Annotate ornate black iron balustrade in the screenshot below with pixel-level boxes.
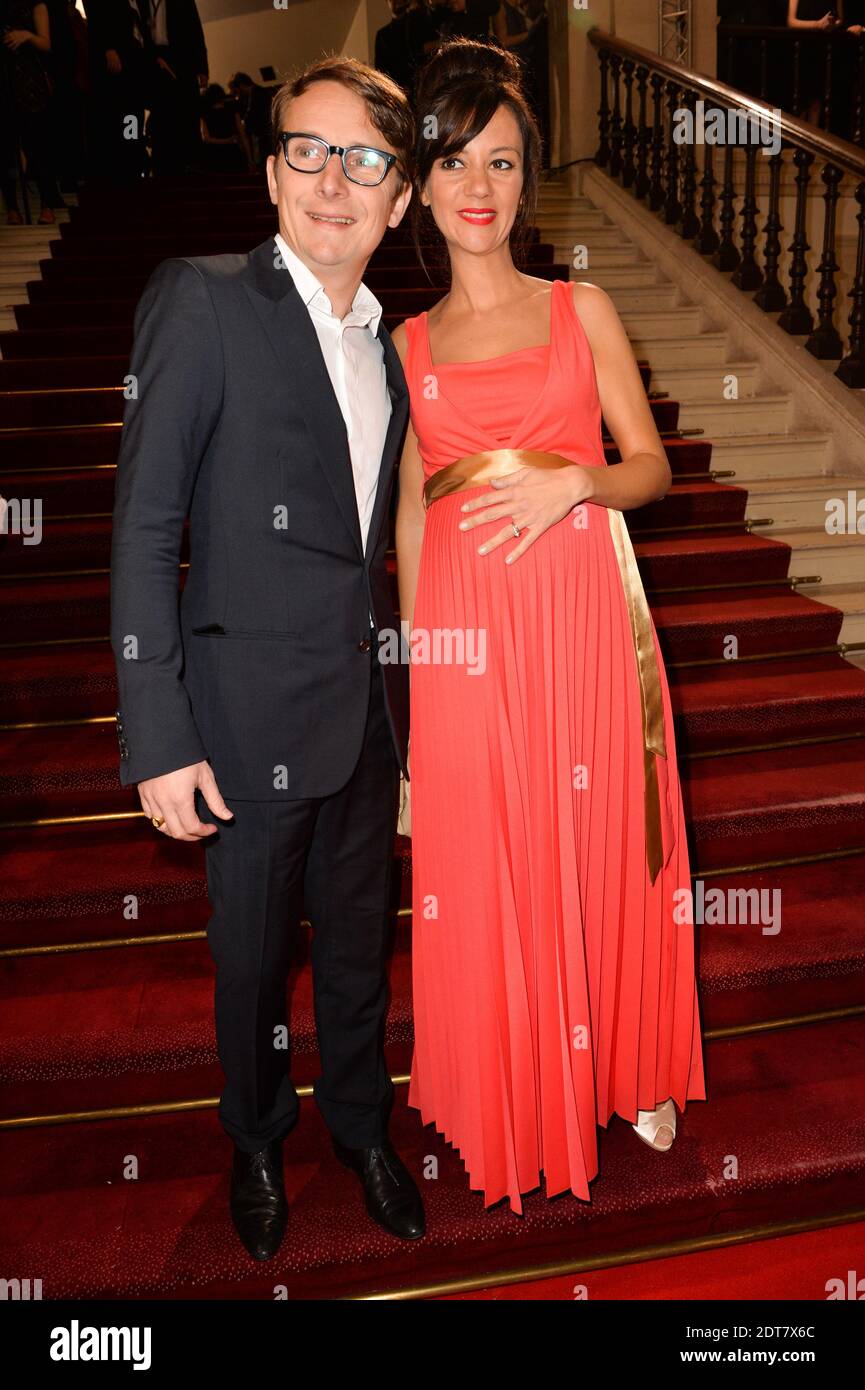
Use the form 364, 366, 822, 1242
589, 28, 865, 390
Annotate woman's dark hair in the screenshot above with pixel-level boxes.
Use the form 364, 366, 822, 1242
411, 36, 541, 282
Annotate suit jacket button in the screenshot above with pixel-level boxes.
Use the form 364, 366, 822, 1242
358, 637, 371, 652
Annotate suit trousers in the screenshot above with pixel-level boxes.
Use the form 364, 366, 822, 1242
147, 48, 202, 175
197, 647, 400, 1153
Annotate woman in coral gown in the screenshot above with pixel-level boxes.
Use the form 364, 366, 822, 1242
392, 39, 706, 1216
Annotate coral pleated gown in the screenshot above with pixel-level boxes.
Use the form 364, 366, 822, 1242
402, 278, 706, 1214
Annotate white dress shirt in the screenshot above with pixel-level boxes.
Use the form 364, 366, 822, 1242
274, 232, 391, 558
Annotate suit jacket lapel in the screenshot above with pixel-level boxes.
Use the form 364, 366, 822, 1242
368, 322, 409, 557
244, 237, 408, 561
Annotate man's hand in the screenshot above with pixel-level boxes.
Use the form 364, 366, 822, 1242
106, 48, 122, 75
138, 760, 233, 841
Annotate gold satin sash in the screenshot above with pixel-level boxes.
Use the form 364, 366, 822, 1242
423, 448, 669, 884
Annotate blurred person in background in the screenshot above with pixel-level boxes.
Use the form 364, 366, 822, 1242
83, 0, 149, 183
1, 0, 63, 223
787, 1, 842, 126
44, 0, 83, 191
199, 81, 252, 172
517, 0, 549, 167
229, 69, 272, 170
406, 0, 498, 95
145, 0, 208, 175
375, 0, 412, 91
491, 0, 530, 58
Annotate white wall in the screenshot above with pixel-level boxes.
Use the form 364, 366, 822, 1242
200, 0, 367, 88
559, 0, 719, 179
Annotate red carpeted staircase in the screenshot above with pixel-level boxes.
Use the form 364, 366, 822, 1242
1, 175, 865, 1300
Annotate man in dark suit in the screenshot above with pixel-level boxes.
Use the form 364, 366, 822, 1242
142, 0, 208, 174
375, 0, 412, 92
110, 57, 422, 1261
82, 0, 151, 182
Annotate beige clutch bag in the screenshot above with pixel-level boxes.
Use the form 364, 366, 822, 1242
397, 743, 411, 837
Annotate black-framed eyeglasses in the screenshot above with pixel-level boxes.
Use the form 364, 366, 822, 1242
277, 131, 397, 186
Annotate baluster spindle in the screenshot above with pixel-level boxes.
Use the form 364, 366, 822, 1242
635, 65, 650, 200
695, 137, 719, 255
622, 59, 636, 188
609, 54, 623, 179
678, 88, 700, 240
805, 161, 844, 358
836, 180, 865, 387
664, 80, 682, 225
732, 139, 763, 290
754, 148, 787, 311
596, 46, 611, 168
778, 147, 814, 336
712, 138, 740, 272
649, 72, 665, 211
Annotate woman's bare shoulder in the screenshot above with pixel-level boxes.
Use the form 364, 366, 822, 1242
569, 279, 618, 320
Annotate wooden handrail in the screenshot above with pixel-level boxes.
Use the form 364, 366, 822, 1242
588, 26, 865, 179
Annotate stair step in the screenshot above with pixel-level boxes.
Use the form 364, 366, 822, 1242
671, 650, 865, 749
0, 822, 411, 951
710, 431, 833, 479
567, 265, 664, 291
743, 473, 865, 529
649, 360, 763, 399
651, 584, 844, 660
601, 283, 682, 311
697, 853, 865, 1028
678, 395, 793, 436
782, 526, 865, 585
620, 306, 707, 337
4, 721, 865, 866
685, 735, 865, 869
0, 936, 415, 1118
626, 332, 730, 367
1, 1016, 863, 1298
3, 850, 865, 1115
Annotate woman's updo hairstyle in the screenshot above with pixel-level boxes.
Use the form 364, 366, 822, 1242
411, 36, 541, 281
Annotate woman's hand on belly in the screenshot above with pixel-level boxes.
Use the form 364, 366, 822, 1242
457, 463, 596, 564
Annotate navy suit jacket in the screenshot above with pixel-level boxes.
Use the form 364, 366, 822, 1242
110, 237, 411, 798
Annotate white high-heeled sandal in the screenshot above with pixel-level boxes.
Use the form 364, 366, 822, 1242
631, 1097, 677, 1151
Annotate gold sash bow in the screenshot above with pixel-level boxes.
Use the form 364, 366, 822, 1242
423, 448, 670, 884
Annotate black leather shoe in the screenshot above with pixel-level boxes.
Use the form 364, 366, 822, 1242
333, 1136, 425, 1239
230, 1138, 288, 1261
